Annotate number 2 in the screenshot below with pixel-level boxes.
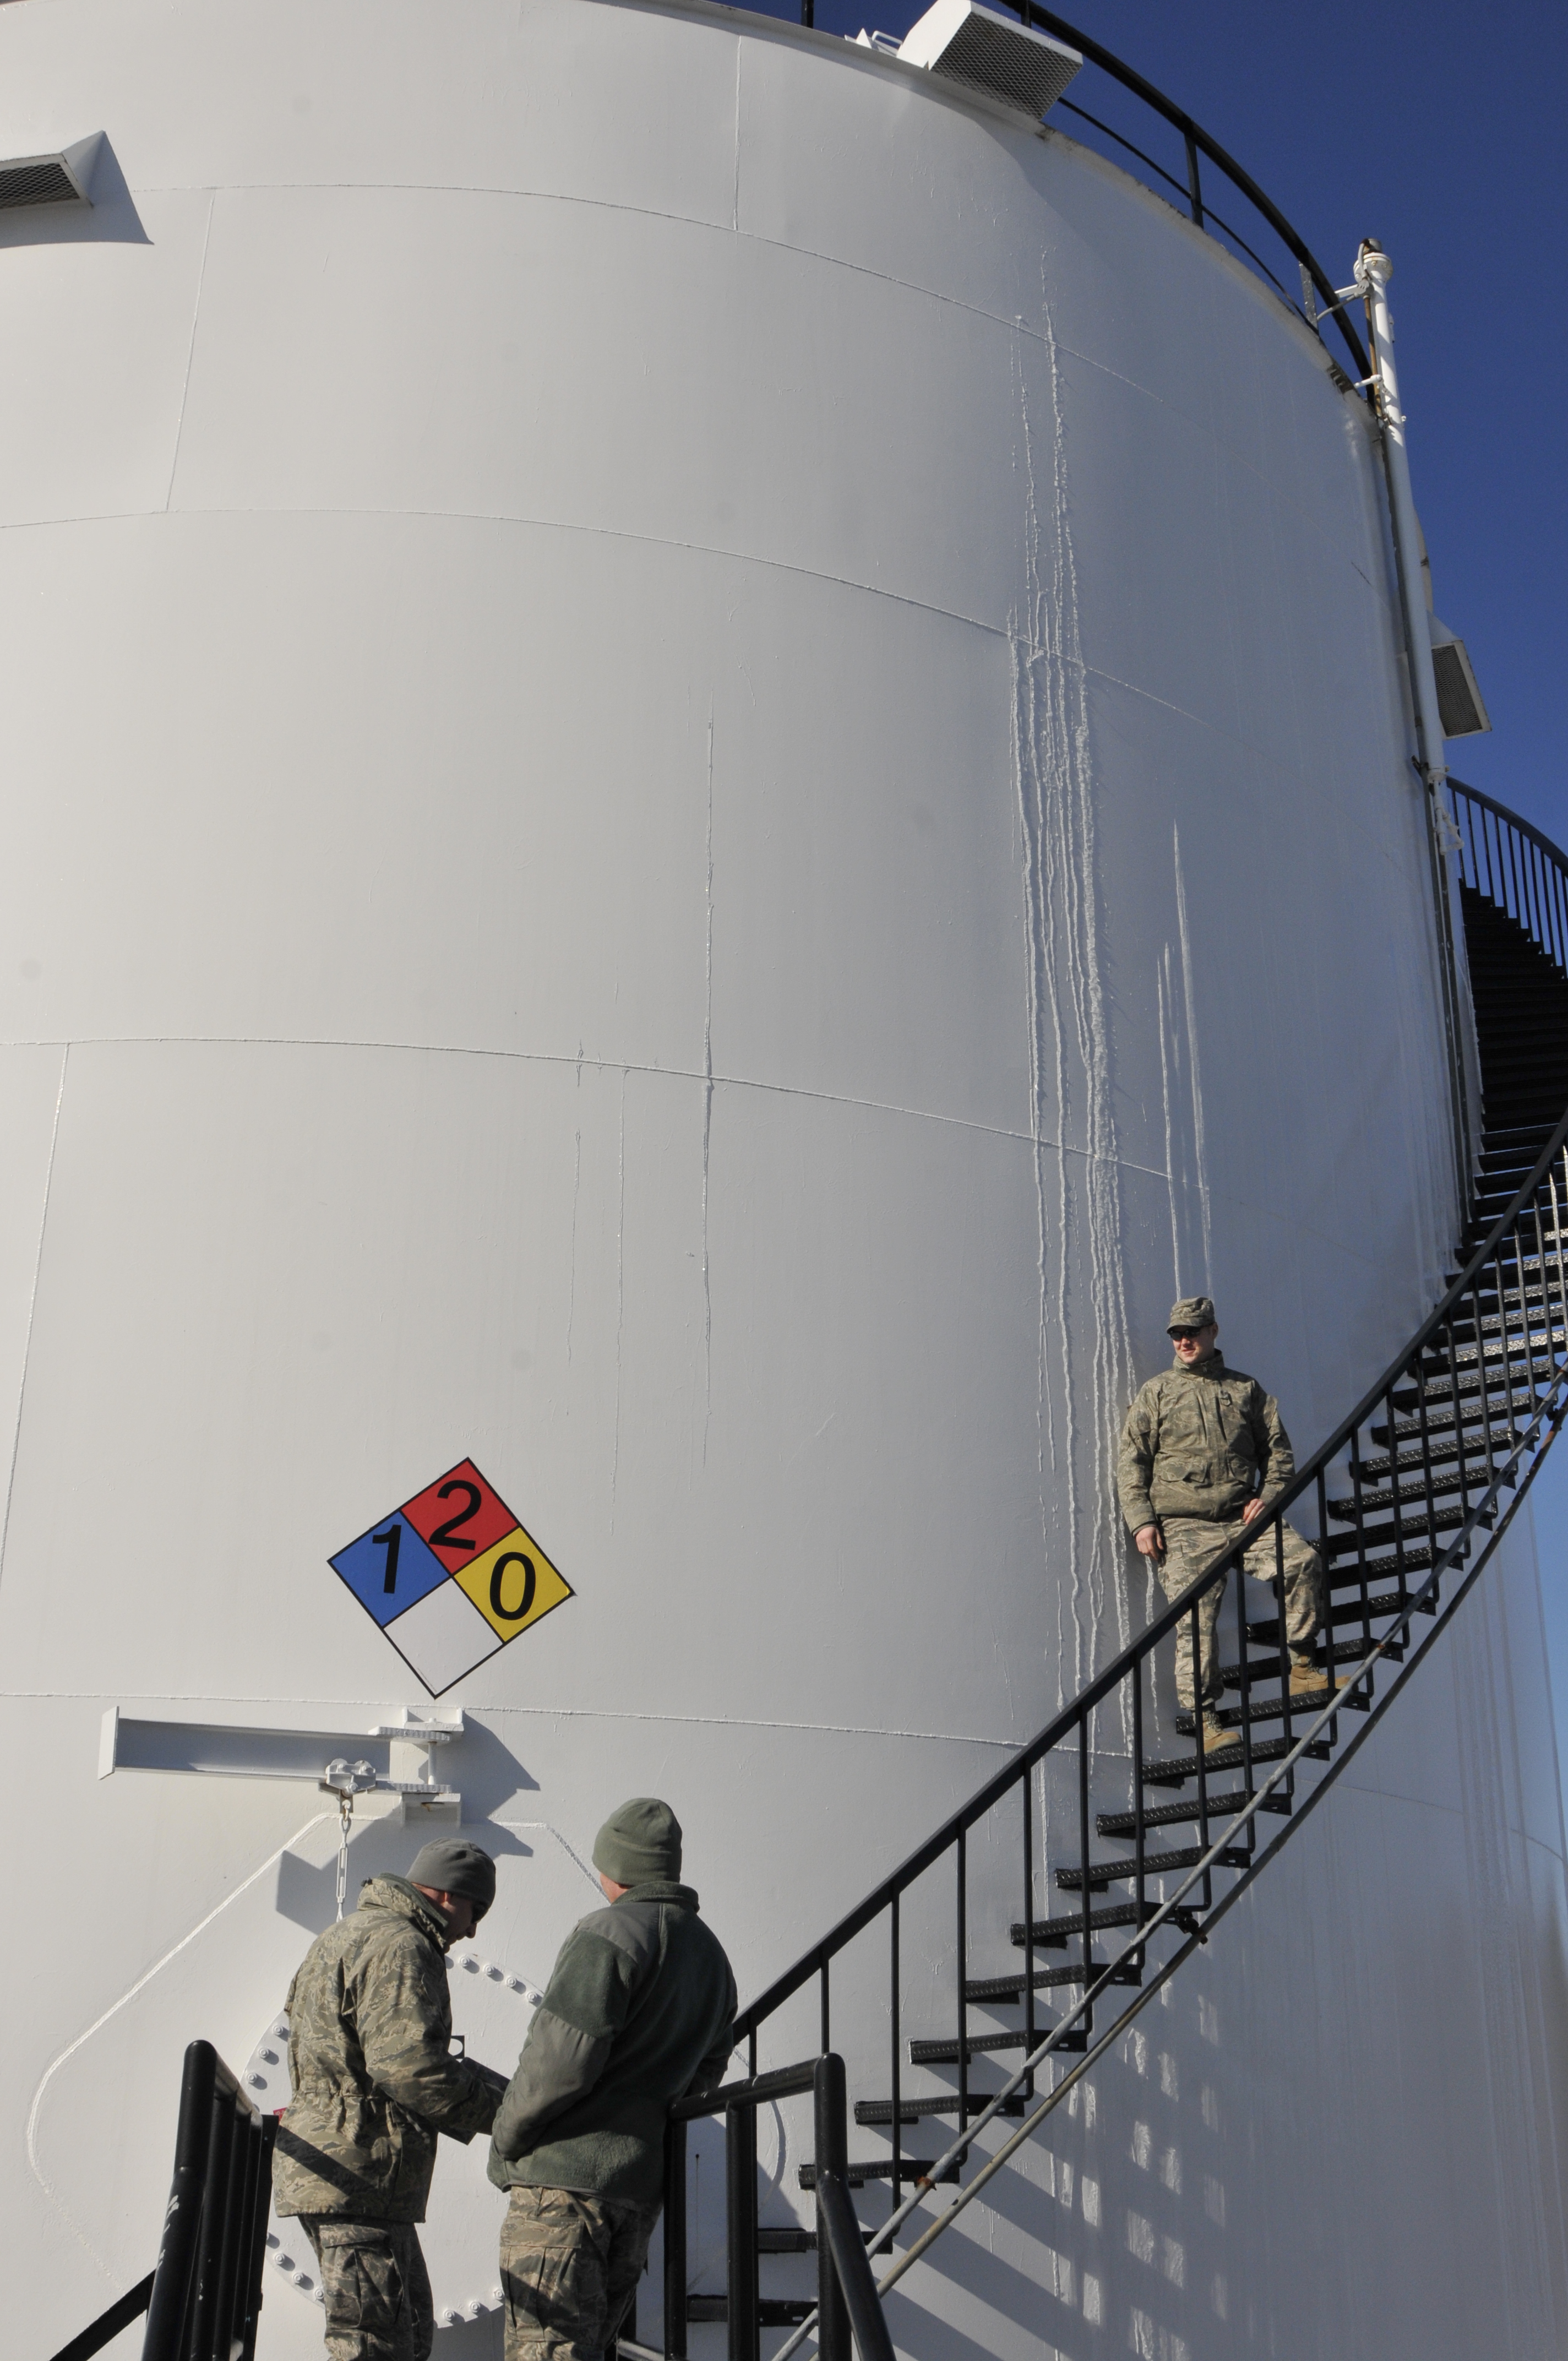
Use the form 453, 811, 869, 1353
429, 1479, 482, 1553
372, 1524, 402, 1593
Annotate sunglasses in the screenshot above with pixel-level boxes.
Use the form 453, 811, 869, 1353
1168, 1326, 1208, 1341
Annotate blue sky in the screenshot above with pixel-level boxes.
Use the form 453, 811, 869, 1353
783, 2, 1568, 1800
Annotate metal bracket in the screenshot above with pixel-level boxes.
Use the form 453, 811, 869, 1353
100, 1705, 465, 1822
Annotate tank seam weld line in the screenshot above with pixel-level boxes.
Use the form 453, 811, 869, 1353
0, 1045, 66, 1598
0, 1032, 1422, 1280
125, 172, 1353, 446
0, 502, 1382, 756
0, 1689, 1022, 1750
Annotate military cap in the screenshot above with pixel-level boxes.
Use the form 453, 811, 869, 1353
407, 1837, 496, 1919
593, 1797, 683, 1887
1167, 1294, 1217, 1334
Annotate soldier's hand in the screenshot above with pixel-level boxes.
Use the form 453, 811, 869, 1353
1134, 1525, 1164, 1557
1240, 1498, 1265, 1526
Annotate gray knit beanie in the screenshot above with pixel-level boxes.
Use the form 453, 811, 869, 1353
407, 1838, 497, 1920
592, 1798, 683, 1887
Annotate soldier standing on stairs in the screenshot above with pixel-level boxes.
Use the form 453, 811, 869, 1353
1118, 1296, 1333, 1755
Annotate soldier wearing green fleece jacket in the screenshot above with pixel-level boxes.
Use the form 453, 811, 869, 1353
491, 1798, 736, 2361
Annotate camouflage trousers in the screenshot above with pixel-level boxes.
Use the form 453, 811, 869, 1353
1156, 1515, 1325, 1710
500, 2185, 660, 2361
298, 2217, 434, 2361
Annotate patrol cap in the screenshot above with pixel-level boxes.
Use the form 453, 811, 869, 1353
407, 1838, 496, 1921
1168, 1294, 1217, 1334
593, 1797, 683, 1887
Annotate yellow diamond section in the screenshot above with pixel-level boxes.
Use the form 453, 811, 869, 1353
455, 1523, 574, 1642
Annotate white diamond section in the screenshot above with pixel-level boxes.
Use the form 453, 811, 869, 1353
385, 1580, 503, 1694
247, 1947, 544, 2324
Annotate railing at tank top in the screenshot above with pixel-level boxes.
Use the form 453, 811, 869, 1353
1450, 777, 1568, 967
674, 786, 1568, 2361
769, 0, 1371, 393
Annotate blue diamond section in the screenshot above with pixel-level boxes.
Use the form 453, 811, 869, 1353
330, 1510, 449, 1629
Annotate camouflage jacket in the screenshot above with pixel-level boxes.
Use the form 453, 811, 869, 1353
273, 1874, 497, 2223
1117, 1351, 1297, 1531
489, 1879, 736, 2206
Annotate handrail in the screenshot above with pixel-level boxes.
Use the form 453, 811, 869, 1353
1451, 776, 1568, 873
1016, 2, 1371, 386
737, 778, 1568, 2044
704, 779, 1568, 2361
764, 0, 1371, 389
738, 1084, 1568, 2039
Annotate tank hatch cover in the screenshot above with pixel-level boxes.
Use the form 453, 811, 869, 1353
896, 0, 1082, 119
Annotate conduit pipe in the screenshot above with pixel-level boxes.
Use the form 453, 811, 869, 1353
1358, 239, 1447, 792
1355, 238, 1473, 1208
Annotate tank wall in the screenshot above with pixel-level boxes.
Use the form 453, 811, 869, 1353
0, 2, 1559, 2355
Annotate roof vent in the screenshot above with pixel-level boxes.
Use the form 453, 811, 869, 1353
895, 0, 1082, 118
0, 132, 102, 213
1429, 615, 1491, 739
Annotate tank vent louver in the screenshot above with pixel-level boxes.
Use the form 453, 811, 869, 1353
896, 0, 1082, 119
0, 134, 101, 213
1429, 616, 1491, 739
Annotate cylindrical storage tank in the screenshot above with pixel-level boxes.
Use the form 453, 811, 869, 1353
1, 3, 1563, 2355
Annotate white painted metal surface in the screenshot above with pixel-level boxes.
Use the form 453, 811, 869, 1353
0, 2, 1562, 2355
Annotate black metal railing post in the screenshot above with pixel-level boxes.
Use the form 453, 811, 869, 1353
814, 2057, 852, 2361
725, 2103, 760, 2361
662, 2117, 688, 2361
141, 2041, 217, 2361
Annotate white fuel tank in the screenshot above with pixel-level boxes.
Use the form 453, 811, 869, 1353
0, 2, 1562, 2354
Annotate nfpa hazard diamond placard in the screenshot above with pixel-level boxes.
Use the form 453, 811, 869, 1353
330, 1458, 573, 1695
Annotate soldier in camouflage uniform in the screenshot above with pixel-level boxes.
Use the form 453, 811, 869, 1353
1118, 1296, 1335, 1754
274, 1837, 502, 2361
490, 1799, 736, 2361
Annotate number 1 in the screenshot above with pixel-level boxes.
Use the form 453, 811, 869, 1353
372, 1524, 402, 1594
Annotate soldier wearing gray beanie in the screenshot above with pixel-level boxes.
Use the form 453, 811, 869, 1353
409, 1836, 497, 1923
491, 1800, 735, 2361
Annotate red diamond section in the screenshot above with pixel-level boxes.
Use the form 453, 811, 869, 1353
401, 1458, 519, 1575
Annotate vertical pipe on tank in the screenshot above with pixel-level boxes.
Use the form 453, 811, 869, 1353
1358, 242, 1445, 793
1359, 238, 1474, 1212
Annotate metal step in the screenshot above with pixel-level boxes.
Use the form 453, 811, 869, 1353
910, 2027, 1088, 2063
1097, 1788, 1290, 1837
1220, 1635, 1401, 1687
1140, 1731, 1331, 1787
1010, 1900, 1145, 1944
1320, 1503, 1469, 1558
964, 1960, 1139, 2000
1176, 1687, 1368, 1731
1249, 1589, 1438, 1644
798, 2158, 959, 2190
689, 2298, 817, 2326
854, 2095, 1027, 2125
1055, 1842, 1250, 1890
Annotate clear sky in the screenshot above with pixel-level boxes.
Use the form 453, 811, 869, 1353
766, 1, 1568, 1805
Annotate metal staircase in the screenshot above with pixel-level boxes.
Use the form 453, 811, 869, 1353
666, 779, 1568, 2359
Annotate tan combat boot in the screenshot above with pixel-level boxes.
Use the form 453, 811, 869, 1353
1199, 1713, 1233, 1754
1288, 1654, 1346, 1700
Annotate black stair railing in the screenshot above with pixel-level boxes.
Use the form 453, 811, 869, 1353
1450, 777, 1568, 964
671, 784, 1568, 2354
51, 2039, 275, 2361
665, 2055, 896, 2361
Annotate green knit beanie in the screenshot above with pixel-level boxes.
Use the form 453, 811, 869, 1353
592, 1798, 683, 1887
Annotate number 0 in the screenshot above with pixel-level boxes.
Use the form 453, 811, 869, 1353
489, 1552, 536, 1623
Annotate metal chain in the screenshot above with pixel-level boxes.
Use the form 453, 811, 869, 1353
335, 1791, 354, 1921
320, 1756, 379, 1921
